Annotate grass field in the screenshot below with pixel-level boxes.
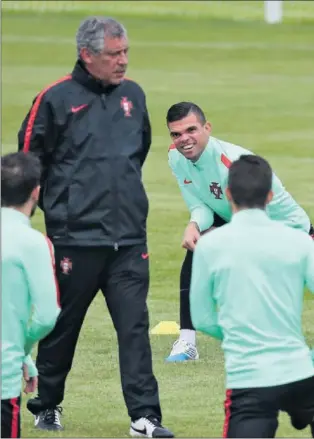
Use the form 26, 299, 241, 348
2, 1, 314, 437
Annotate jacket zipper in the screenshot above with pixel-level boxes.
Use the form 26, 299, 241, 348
112, 161, 119, 251
101, 93, 119, 252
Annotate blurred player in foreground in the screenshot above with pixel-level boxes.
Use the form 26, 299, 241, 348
1, 152, 60, 438
166, 101, 314, 362
190, 154, 314, 438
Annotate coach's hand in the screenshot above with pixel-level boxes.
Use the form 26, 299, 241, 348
22, 363, 38, 394
182, 222, 201, 251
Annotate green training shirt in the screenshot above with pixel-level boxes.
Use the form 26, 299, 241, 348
168, 136, 310, 233
190, 209, 314, 389
1, 208, 60, 399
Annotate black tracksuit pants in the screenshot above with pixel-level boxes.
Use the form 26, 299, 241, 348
27, 244, 161, 422
223, 375, 314, 438
180, 214, 227, 330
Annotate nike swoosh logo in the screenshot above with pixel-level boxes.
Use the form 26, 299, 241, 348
132, 426, 147, 435
71, 104, 88, 113
184, 179, 192, 184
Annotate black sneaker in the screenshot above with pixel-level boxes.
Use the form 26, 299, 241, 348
34, 407, 63, 431
130, 415, 174, 438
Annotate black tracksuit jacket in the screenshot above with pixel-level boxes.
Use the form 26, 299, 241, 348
18, 60, 151, 248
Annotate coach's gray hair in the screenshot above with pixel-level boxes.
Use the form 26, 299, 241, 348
76, 16, 127, 58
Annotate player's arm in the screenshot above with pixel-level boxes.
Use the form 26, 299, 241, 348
305, 237, 314, 293
304, 238, 314, 365
181, 183, 214, 232
23, 354, 38, 378
190, 239, 223, 340
24, 235, 61, 355
267, 172, 310, 232
169, 157, 214, 232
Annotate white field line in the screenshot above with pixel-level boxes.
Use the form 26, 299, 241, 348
2, 34, 314, 52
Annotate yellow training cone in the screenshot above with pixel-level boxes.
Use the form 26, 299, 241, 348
150, 321, 180, 335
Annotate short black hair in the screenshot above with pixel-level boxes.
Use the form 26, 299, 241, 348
228, 154, 273, 209
1, 152, 41, 207
166, 102, 206, 125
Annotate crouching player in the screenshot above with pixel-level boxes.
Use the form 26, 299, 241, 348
166, 101, 314, 362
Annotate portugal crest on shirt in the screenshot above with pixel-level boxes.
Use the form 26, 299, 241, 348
209, 182, 223, 200
121, 97, 133, 117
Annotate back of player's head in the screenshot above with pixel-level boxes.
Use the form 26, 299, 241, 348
1, 152, 41, 208
166, 102, 206, 125
228, 154, 273, 209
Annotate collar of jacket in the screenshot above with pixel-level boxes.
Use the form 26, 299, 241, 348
191, 137, 215, 169
231, 208, 270, 225
71, 59, 120, 95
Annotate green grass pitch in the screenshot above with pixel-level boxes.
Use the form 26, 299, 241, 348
2, 1, 314, 437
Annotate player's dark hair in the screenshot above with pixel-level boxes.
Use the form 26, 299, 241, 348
166, 102, 206, 125
1, 152, 41, 207
228, 154, 272, 209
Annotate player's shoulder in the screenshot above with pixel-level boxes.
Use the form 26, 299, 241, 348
282, 223, 312, 241
271, 221, 313, 248
211, 136, 254, 166
22, 228, 52, 254
168, 144, 182, 167
197, 223, 232, 251
168, 143, 177, 154
4, 226, 48, 264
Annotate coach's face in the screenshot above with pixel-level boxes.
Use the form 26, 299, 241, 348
82, 36, 129, 84
168, 113, 211, 161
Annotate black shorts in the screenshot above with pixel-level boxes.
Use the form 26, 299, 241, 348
223, 375, 314, 438
1, 397, 21, 438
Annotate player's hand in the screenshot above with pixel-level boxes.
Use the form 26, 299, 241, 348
22, 363, 38, 394
182, 222, 201, 251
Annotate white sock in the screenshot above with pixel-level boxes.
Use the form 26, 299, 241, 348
179, 329, 196, 345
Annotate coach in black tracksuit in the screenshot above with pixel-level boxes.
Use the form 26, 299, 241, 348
17, 17, 174, 438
